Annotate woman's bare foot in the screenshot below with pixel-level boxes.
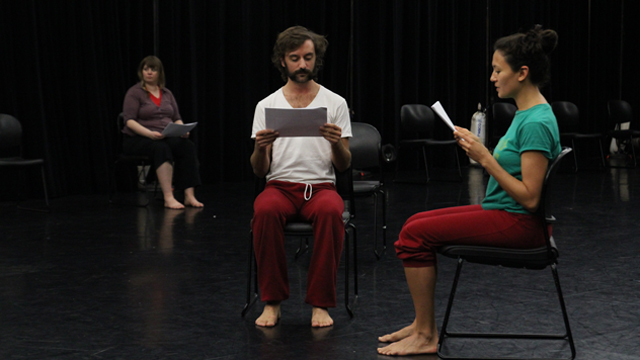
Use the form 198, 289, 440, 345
311, 307, 333, 328
378, 321, 415, 343
184, 197, 204, 208
164, 197, 185, 209
377, 331, 438, 356
183, 188, 203, 208
255, 302, 281, 327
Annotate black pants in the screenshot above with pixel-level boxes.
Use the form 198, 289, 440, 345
123, 136, 201, 191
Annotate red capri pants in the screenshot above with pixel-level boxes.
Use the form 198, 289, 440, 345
252, 180, 344, 308
395, 205, 546, 267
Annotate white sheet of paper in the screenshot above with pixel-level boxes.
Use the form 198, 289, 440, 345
265, 107, 327, 137
431, 101, 456, 132
162, 122, 197, 137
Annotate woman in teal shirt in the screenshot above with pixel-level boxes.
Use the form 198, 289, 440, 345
378, 26, 561, 356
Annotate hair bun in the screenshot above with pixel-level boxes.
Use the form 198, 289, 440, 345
528, 24, 558, 55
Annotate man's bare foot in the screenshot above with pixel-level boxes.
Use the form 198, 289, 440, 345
256, 302, 281, 327
164, 197, 185, 210
311, 307, 333, 328
378, 321, 415, 343
377, 332, 438, 356
184, 197, 204, 208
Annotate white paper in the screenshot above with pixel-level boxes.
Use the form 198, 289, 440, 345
431, 101, 456, 132
265, 107, 327, 137
162, 122, 197, 137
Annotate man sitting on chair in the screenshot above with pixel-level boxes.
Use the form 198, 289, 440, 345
250, 25, 352, 328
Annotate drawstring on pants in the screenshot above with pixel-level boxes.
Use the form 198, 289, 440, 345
304, 183, 313, 200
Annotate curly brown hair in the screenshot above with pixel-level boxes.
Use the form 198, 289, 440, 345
271, 26, 329, 82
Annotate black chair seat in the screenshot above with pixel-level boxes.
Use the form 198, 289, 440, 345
353, 180, 381, 194
439, 237, 558, 270
284, 211, 351, 234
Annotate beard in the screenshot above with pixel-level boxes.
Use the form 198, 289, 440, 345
286, 67, 317, 84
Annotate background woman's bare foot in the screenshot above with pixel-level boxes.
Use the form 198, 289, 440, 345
311, 307, 333, 328
184, 198, 204, 208
377, 332, 438, 356
256, 303, 280, 327
378, 321, 415, 343
164, 197, 185, 209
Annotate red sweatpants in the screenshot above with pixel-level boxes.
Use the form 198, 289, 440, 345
252, 180, 344, 308
395, 205, 546, 267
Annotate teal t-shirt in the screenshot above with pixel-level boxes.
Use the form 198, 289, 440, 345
481, 103, 561, 214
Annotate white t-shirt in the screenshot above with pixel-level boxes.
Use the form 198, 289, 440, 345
251, 86, 352, 184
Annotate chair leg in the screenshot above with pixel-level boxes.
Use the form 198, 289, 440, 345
438, 259, 576, 360
438, 257, 464, 357
373, 189, 387, 259
344, 222, 358, 318
598, 138, 606, 168
454, 146, 462, 180
551, 264, 577, 359
571, 139, 578, 172
17, 165, 50, 212
242, 229, 259, 317
422, 146, 431, 182
295, 238, 310, 260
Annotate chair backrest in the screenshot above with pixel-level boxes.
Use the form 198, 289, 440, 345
117, 112, 127, 131
491, 102, 517, 145
538, 147, 573, 239
350, 122, 382, 170
0, 113, 23, 149
551, 101, 580, 133
607, 100, 633, 127
400, 104, 436, 137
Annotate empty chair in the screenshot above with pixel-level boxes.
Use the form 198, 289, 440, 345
350, 122, 388, 258
437, 147, 576, 360
552, 101, 605, 171
0, 113, 49, 211
607, 100, 640, 167
490, 102, 517, 149
398, 104, 461, 182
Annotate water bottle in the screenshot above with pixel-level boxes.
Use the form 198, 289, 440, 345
469, 103, 486, 165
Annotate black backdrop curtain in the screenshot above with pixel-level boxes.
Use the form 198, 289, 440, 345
0, 0, 637, 199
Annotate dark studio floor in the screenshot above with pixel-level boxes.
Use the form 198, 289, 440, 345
1, 161, 639, 360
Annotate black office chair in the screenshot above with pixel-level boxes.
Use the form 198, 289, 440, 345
242, 168, 358, 318
109, 113, 157, 206
0, 113, 49, 211
398, 104, 461, 182
607, 100, 640, 168
437, 147, 576, 360
552, 101, 605, 171
350, 122, 388, 259
490, 102, 517, 149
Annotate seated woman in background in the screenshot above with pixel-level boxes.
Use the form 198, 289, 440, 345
122, 55, 203, 210
377, 25, 561, 356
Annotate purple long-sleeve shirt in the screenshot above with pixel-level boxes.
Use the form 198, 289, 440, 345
121, 83, 182, 136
